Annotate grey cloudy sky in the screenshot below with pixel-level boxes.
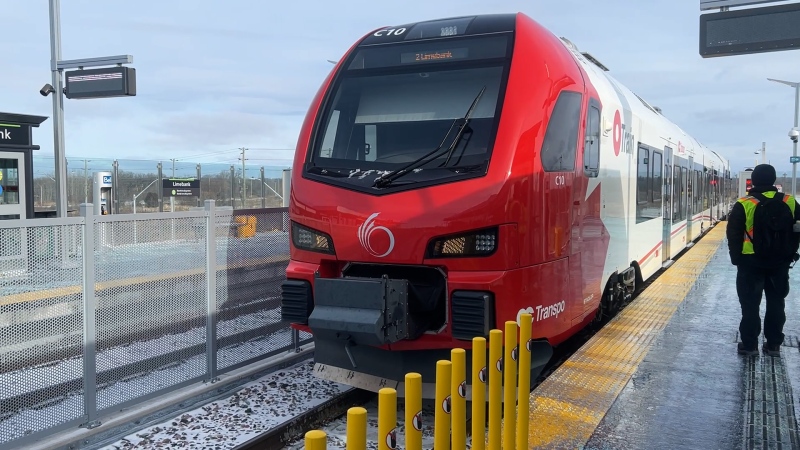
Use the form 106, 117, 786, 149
3, 0, 800, 176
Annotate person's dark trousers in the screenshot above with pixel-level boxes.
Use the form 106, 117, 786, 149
736, 264, 790, 349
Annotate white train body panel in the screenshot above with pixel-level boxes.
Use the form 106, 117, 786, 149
560, 39, 733, 290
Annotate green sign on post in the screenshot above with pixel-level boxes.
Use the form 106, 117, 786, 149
162, 178, 200, 197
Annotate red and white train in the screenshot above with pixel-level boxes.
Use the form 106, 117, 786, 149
281, 12, 733, 394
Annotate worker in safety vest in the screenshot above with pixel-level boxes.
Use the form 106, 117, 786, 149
727, 164, 800, 357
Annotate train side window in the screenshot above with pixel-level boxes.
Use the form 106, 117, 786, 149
541, 91, 581, 172
681, 167, 689, 220
583, 104, 600, 177
319, 110, 341, 158
694, 169, 701, 213
672, 165, 682, 224
636, 146, 650, 223
652, 151, 662, 204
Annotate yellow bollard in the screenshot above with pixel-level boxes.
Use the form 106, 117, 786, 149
451, 348, 467, 450
472, 337, 487, 450
346, 407, 367, 450
503, 320, 518, 450
404, 373, 423, 450
488, 329, 503, 450
434, 360, 452, 450
378, 388, 398, 450
517, 313, 533, 450
305, 430, 327, 450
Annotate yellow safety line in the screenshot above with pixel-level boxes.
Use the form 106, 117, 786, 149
0, 255, 288, 307
526, 224, 726, 449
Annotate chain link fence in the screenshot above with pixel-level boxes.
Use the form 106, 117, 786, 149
0, 202, 306, 449
31, 156, 291, 216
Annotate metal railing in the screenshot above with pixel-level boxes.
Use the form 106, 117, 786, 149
0, 201, 304, 449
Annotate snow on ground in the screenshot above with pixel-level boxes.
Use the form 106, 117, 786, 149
1, 305, 284, 398
99, 360, 348, 450
283, 397, 480, 449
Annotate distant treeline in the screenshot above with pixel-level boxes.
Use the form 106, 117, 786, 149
33, 167, 286, 214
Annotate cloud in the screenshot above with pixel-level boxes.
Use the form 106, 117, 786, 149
144, 111, 278, 147
3, 0, 800, 176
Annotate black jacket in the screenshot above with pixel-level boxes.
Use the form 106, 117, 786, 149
726, 185, 800, 268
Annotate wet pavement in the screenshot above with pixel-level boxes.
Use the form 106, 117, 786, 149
584, 229, 800, 450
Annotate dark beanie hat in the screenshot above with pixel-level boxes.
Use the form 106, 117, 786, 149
751, 164, 776, 187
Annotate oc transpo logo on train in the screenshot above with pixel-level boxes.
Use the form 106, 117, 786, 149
516, 300, 566, 323
358, 212, 395, 258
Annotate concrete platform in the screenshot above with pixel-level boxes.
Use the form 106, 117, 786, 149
526, 223, 800, 449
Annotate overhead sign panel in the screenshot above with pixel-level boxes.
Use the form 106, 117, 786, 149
700, 0, 785, 11
700, 2, 800, 57
64, 66, 137, 99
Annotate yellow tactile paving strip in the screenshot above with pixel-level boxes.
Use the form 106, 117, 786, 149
526, 224, 726, 449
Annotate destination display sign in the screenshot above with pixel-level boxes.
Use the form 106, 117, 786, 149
349, 35, 509, 70
0, 123, 32, 147
699, 2, 800, 57
162, 178, 200, 197
65, 66, 137, 99
400, 48, 469, 64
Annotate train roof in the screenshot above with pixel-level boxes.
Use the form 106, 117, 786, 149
558, 36, 729, 171
359, 14, 518, 47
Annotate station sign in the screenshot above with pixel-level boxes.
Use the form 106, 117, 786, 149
0, 122, 32, 147
791, 156, 800, 164
699, 1, 800, 57
64, 66, 137, 99
700, 0, 783, 10
162, 178, 200, 197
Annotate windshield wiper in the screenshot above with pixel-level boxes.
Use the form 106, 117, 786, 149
373, 86, 487, 188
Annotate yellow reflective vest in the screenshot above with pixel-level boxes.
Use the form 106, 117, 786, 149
737, 191, 796, 254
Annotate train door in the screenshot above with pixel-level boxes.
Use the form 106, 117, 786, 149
539, 90, 582, 325
576, 98, 601, 320
686, 156, 694, 239
662, 146, 673, 264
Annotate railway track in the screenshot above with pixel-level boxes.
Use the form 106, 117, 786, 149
231, 388, 376, 450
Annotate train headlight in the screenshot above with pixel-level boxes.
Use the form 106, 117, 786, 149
427, 227, 498, 258
291, 221, 335, 254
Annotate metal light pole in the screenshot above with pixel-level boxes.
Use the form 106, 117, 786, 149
169, 158, 177, 212
767, 78, 800, 196
83, 159, 90, 203
48, 0, 134, 217
49, 0, 68, 217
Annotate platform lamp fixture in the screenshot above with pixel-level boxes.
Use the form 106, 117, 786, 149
767, 78, 799, 196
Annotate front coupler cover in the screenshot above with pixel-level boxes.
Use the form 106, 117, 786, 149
308, 276, 410, 346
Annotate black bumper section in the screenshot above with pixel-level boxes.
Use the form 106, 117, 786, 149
307, 276, 413, 347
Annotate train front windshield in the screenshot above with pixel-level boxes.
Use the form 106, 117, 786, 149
305, 35, 511, 192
